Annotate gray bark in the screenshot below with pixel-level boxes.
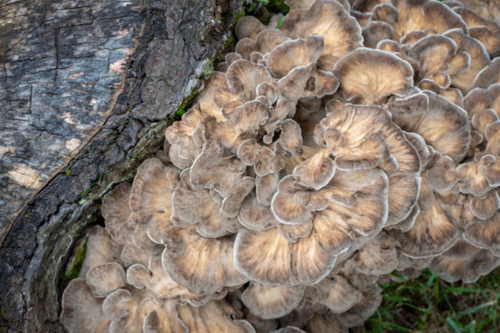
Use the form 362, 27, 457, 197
0, 0, 239, 331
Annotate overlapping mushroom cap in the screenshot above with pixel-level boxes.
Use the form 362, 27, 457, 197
61, 0, 500, 331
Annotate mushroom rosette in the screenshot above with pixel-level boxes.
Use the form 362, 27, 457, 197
60, 0, 500, 331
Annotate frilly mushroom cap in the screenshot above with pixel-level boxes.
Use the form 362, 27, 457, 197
298, 104, 420, 226
334, 48, 414, 104
79, 226, 123, 277
307, 313, 348, 333
130, 158, 180, 244
362, 21, 394, 48
161, 226, 248, 294
172, 169, 240, 238
127, 256, 227, 306
351, 0, 388, 13
469, 190, 500, 220
350, 231, 399, 275
235, 226, 337, 286
277, 63, 340, 103
241, 283, 305, 319
464, 212, 500, 255
472, 109, 499, 137
60, 279, 111, 333
189, 141, 255, 218
338, 285, 382, 328
388, 91, 471, 163
166, 74, 229, 169
85, 262, 126, 298
237, 139, 278, 177
392, 200, 459, 258
121, 242, 162, 268
374, 0, 468, 41
102, 183, 135, 246
236, 16, 266, 40
214, 60, 275, 118
280, 0, 363, 71
444, 28, 490, 93
235, 168, 388, 286
429, 249, 500, 283
308, 275, 362, 313
454, 7, 500, 57
443, 238, 481, 260
267, 35, 324, 78
177, 300, 256, 333
239, 191, 280, 231
456, 155, 497, 197
405, 34, 470, 89
103, 289, 186, 333
474, 57, 500, 88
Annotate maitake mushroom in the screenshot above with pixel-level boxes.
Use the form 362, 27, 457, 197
61, 0, 500, 331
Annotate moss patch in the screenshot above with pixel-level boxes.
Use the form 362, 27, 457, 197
60, 237, 87, 285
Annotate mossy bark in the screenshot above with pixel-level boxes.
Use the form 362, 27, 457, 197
0, 0, 240, 331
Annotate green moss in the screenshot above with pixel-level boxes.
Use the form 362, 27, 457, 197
65, 169, 71, 176
173, 89, 200, 120
61, 237, 87, 283
203, 59, 214, 79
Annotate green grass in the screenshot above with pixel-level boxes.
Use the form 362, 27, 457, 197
365, 268, 500, 333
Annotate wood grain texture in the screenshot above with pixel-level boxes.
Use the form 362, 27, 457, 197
0, 0, 239, 331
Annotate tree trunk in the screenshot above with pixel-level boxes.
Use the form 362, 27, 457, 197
0, 0, 240, 331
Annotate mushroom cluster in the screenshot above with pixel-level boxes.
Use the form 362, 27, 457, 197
60, 0, 500, 332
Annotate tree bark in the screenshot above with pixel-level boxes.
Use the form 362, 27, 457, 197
0, 0, 239, 331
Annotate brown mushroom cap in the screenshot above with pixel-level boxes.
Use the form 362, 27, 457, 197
236, 168, 388, 286
388, 91, 471, 163
405, 34, 470, 89
172, 169, 240, 238
85, 262, 127, 298
429, 249, 500, 283
121, 242, 162, 268
127, 256, 225, 306
307, 313, 349, 333
350, 231, 399, 275
267, 35, 324, 78
241, 283, 305, 319
280, 0, 363, 71
60, 279, 110, 333
237, 139, 277, 177
189, 140, 255, 218
162, 226, 248, 294
392, 200, 459, 258
444, 28, 490, 93
235, 16, 266, 40
474, 58, 500, 88
464, 211, 500, 255
309, 275, 362, 313
102, 183, 136, 246
235, 226, 337, 286
79, 226, 123, 277
454, 7, 500, 57
334, 48, 413, 104
103, 289, 186, 333
456, 157, 494, 197
239, 191, 280, 231
177, 300, 256, 333
338, 285, 382, 328
362, 21, 394, 48
129, 158, 180, 244
374, 0, 468, 41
